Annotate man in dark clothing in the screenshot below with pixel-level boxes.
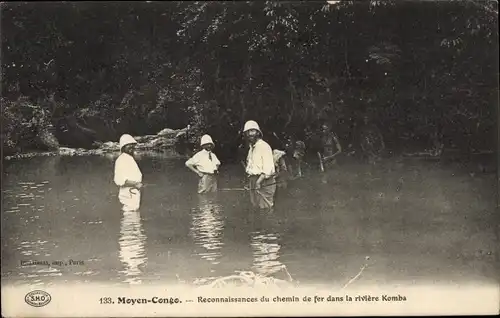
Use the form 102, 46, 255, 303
359, 115, 385, 164
317, 122, 343, 171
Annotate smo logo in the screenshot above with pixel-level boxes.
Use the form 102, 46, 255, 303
25, 290, 52, 307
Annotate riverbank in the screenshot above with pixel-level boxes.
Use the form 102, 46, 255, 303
3, 126, 190, 161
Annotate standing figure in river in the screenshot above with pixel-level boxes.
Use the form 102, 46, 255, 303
275, 135, 305, 179
292, 140, 306, 177
317, 122, 343, 171
243, 120, 276, 210
114, 134, 143, 212
272, 149, 289, 190
359, 115, 385, 164
185, 134, 221, 194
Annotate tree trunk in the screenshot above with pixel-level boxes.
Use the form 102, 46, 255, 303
284, 76, 297, 130
37, 125, 60, 151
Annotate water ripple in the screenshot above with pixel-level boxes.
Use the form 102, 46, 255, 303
250, 231, 284, 276
5, 180, 50, 218
190, 196, 224, 270
118, 211, 147, 285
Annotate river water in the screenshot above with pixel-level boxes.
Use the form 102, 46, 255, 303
1, 153, 497, 289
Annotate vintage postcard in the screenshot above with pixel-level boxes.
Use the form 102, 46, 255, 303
1, 1, 499, 317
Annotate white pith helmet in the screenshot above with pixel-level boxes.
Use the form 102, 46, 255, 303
119, 134, 137, 150
200, 134, 214, 146
243, 120, 262, 134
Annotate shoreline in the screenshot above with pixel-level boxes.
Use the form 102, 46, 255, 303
2, 147, 184, 161
3, 147, 495, 161
3, 127, 190, 161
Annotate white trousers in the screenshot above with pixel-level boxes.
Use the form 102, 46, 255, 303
118, 187, 141, 211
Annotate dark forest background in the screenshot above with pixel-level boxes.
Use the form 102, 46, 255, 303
1, 1, 498, 160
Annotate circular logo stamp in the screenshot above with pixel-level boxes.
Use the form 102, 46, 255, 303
25, 290, 51, 307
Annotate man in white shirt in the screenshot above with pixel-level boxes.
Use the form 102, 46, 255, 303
114, 134, 143, 211
243, 120, 276, 209
185, 134, 221, 194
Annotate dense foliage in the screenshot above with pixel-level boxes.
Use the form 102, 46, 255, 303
1, 1, 498, 158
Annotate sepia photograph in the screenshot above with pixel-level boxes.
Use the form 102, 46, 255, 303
1, 1, 499, 317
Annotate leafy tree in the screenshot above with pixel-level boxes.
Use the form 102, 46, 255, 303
1, 1, 497, 158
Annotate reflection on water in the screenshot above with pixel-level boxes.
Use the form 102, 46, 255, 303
250, 230, 284, 277
19, 266, 63, 287
118, 211, 147, 284
18, 240, 50, 257
16, 238, 62, 285
2, 155, 498, 287
190, 195, 224, 272
4, 180, 50, 215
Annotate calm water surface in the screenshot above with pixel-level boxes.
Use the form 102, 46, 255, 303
1, 153, 497, 288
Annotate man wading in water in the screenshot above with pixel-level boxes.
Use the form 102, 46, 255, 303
185, 134, 221, 194
359, 114, 385, 165
114, 134, 143, 211
318, 121, 343, 171
273, 149, 289, 190
243, 120, 276, 210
